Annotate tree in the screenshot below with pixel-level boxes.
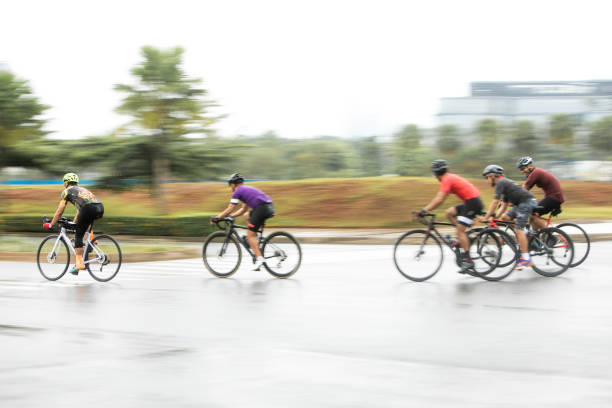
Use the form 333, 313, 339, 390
437, 124, 461, 155
589, 115, 612, 153
475, 118, 501, 149
114, 46, 220, 214
548, 114, 574, 145
0, 71, 49, 214
392, 124, 431, 176
287, 139, 354, 179
510, 120, 537, 155
0, 71, 49, 169
355, 136, 382, 176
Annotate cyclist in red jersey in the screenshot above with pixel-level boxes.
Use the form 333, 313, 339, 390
418, 160, 483, 272
517, 156, 565, 231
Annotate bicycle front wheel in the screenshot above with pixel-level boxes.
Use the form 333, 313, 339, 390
85, 235, 122, 282
530, 227, 574, 277
261, 231, 302, 278
37, 235, 70, 281
393, 230, 443, 282
203, 231, 242, 278
556, 223, 590, 267
470, 229, 517, 281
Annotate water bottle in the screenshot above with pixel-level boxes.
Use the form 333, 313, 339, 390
241, 235, 249, 248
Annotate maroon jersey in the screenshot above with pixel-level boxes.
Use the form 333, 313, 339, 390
524, 167, 565, 203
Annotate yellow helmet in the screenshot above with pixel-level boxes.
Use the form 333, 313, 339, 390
62, 172, 79, 183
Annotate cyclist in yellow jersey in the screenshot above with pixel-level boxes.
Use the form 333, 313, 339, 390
43, 173, 104, 274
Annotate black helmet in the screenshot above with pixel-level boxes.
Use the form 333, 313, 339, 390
482, 164, 504, 176
227, 173, 244, 185
516, 156, 533, 168
431, 159, 448, 173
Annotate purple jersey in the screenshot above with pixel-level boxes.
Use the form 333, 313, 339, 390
230, 185, 272, 209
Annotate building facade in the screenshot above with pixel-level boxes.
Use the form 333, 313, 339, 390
437, 80, 612, 130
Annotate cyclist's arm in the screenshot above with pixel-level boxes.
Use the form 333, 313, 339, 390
50, 200, 67, 227
215, 203, 237, 220
479, 199, 500, 221
495, 201, 508, 218
230, 203, 249, 218
73, 208, 79, 223
423, 192, 448, 212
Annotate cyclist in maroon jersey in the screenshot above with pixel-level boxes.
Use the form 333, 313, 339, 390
211, 173, 275, 271
517, 156, 565, 231
418, 160, 483, 272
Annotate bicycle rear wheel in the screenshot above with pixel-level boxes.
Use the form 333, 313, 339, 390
85, 235, 122, 282
530, 227, 574, 277
393, 230, 443, 282
556, 223, 590, 267
37, 235, 70, 281
203, 231, 242, 278
261, 231, 302, 278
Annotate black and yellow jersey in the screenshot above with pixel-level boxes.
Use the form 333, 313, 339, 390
60, 186, 101, 210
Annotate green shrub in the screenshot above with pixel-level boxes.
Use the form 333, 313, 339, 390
0, 215, 218, 237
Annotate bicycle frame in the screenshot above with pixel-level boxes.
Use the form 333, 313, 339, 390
216, 219, 264, 260
417, 215, 462, 250
48, 226, 99, 265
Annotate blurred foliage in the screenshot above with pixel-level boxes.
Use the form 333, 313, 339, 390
510, 120, 537, 156
475, 118, 501, 149
0, 71, 49, 164
437, 124, 461, 155
392, 125, 433, 176
589, 115, 612, 154
549, 114, 575, 145
0, 215, 217, 237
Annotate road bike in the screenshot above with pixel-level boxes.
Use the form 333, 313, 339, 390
502, 209, 589, 268
488, 217, 575, 277
203, 217, 302, 278
393, 213, 518, 282
37, 217, 122, 282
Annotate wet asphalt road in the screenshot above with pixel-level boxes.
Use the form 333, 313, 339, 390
1, 242, 611, 407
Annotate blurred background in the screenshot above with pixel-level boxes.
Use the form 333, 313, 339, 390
1, 0, 611, 231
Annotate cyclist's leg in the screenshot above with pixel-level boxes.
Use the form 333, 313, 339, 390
88, 203, 104, 241
247, 203, 275, 260
73, 207, 96, 271
445, 205, 459, 226
532, 198, 558, 231
457, 197, 483, 269
515, 199, 538, 267
458, 198, 483, 248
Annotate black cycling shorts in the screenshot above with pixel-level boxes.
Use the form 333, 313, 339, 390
248, 203, 275, 232
75, 203, 104, 248
534, 197, 562, 216
454, 197, 484, 226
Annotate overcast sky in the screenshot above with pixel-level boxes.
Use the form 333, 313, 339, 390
2, 0, 611, 139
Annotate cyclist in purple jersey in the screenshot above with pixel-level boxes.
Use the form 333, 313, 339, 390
211, 173, 275, 271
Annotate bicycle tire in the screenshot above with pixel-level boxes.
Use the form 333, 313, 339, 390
85, 234, 122, 282
203, 231, 242, 278
470, 229, 517, 281
393, 230, 443, 282
261, 231, 302, 278
37, 235, 70, 281
556, 222, 590, 267
530, 227, 574, 277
